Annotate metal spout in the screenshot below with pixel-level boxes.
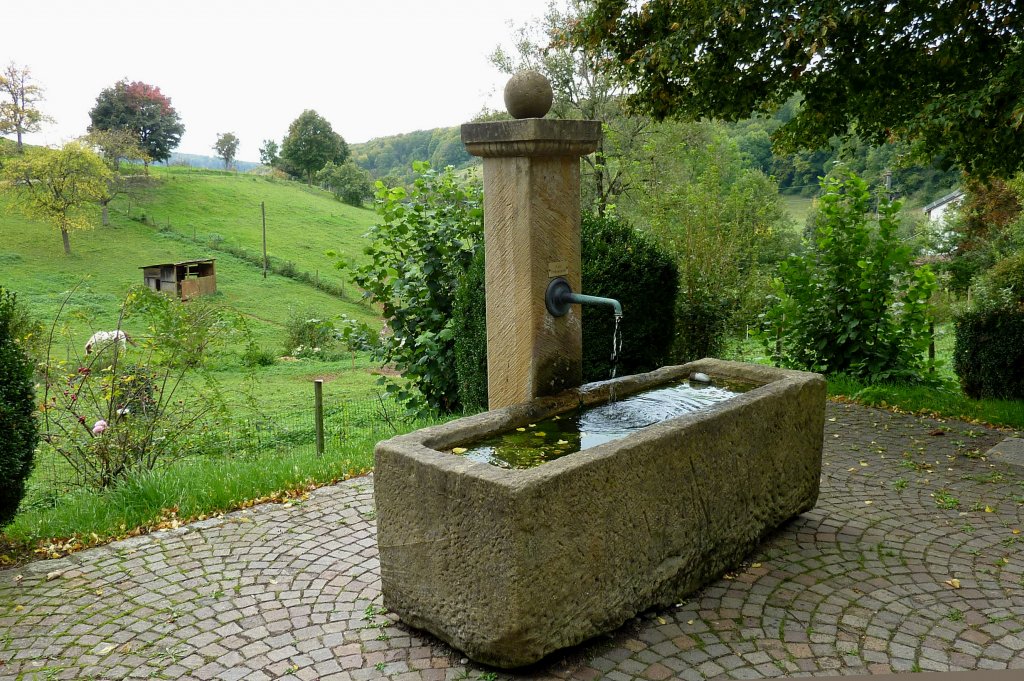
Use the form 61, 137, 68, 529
545, 277, 623, 318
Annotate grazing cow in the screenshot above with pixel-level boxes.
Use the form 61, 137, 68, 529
85, 330, 133, 355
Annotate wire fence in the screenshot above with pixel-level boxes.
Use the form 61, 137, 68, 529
26, 389, 425, 504
198, 390, 411, 459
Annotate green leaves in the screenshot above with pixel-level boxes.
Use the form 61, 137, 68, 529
348, 163, 482, 416
573, 0, 1024, 178
763, 170, 937, 382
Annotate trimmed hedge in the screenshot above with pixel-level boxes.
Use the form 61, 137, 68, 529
0, 288, 39, 527
953, 251, 1024, 399
953, 309, 1024, 399
453, 249, 488, 411
581, 214, 679, 382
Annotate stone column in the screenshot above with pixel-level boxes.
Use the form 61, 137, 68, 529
462, 118, 601, 409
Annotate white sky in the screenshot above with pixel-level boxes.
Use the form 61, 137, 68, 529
1, 0, 554, 162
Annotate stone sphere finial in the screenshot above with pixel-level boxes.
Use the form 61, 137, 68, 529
504, 70, 553, 119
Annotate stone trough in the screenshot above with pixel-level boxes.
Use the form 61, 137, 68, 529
374, 358, 825, 668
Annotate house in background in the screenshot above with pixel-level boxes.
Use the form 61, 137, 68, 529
140, 259, 217, 301
923, 189, 966, 226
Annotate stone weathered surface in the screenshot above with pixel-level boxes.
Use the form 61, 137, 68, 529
461, 118, 601, 410
374, 359, 826, 667
3, 401, 1024, 679
987, 437, 1024, 468
503, 70, 553, 119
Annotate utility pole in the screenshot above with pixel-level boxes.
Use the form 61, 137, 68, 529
261, 201, 268, 279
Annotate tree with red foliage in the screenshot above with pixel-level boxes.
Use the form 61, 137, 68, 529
88, 80, 185, 166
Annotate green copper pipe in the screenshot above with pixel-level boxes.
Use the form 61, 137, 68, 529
545, 277, 623, 318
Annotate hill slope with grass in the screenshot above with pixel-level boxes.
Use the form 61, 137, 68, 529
114, 166, 377, 290
1, 168, 389, 411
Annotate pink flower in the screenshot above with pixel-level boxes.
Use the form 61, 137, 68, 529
92, 419, 108, 435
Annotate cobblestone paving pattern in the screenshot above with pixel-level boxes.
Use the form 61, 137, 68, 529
2, 402, 1024, 680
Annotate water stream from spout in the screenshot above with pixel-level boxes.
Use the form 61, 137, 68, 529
608, 314, 623, 403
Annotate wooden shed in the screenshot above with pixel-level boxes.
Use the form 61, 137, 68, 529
140, 259, 217, 301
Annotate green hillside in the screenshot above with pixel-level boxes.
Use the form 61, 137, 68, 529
114, 166, 377, 289
1, 169, 386, 411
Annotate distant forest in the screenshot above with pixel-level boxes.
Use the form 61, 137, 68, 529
163, 152, 262, 173
346, 105, 958, 208
350, 127, 473, 185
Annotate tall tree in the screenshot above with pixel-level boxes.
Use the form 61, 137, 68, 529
0, 63, 50, 152
259, 139, 279, 167
84, 128, 149, 225
1, 141, 112, 254
213, 131, 240, 169
572, 0, 1024, 178
88, 80, 185, 167
280, 110, 349, 185
492, 0, 647, 215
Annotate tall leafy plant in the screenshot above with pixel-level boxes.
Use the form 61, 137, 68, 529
350, 162, 483, 415
762, 171, 936, 382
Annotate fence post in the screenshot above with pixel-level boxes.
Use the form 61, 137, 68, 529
261, 201, 268, 279
314, 379, 324, 457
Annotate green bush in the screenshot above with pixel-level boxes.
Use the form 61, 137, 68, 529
762, 171, 936, 382
282, 311, 339, 358
672, 292, 731, 363
453, 249, 488, 411
953, 251, 1024, 399
581, 214, 679, 381
953, 310, 1024, 399
349, 162, 483, 415
0, 287, 39, 527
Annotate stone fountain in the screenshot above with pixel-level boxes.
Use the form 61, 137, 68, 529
373, 72, 826, 668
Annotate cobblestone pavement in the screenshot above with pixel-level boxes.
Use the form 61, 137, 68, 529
2, 402, 1024, 680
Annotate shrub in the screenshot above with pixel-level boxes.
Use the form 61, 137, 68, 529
0, 287, 39, 526
953, 251, 1024, 399
953, 310, 1024, 399
242, 343, 277, 367
673, 292, 731, 363
40, 287, 236, 489
349, 162, 483, 415
762, 171, 937, 382
453, 249, 488, 411
581, 214, 679, 381
282, 311, 339, 358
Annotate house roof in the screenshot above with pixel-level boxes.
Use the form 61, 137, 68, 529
139, 259, 216, 269
922, 189, 965, 214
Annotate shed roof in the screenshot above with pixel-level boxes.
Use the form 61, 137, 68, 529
922, 189, 965, 214
139, 258, 216, 269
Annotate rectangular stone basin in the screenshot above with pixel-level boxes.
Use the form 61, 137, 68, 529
374, 358, 825, 668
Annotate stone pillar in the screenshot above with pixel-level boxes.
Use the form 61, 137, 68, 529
462, 118, 601, 409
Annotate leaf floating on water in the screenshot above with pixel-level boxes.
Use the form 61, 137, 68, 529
452, 447, 467, 455
557, 439, 569, 445
534, 431, 545, 437
516, 427, 526, 432
944, 578, 961, 589
528, 423, 536, 428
